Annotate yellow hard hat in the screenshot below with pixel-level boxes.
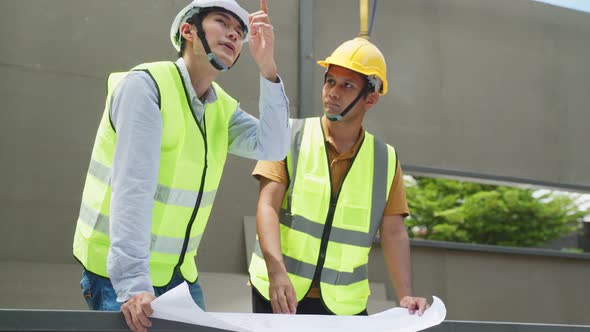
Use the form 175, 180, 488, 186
317, 37, 388, 95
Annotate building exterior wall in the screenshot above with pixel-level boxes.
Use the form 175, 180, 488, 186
1, 0, 589, 324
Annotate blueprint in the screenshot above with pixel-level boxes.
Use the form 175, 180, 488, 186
151, 282, 446, 332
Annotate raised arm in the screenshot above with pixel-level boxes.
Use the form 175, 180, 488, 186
227, 0, 289, 161
249, 0, 277, 82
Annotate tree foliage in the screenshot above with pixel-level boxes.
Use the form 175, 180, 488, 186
404, 177, 588, 247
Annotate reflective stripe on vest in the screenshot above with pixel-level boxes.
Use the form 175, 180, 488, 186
249, 117, 397, 315
87, 159, 217, 208
285, 118, 306, 212
73, 61, 236, 286
78, 202, 203, 255
253, 241, 367, 286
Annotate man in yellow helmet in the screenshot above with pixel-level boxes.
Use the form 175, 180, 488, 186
248, 37, 428, 316
72, 0, 289, 331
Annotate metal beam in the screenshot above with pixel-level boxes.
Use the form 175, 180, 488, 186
427, 320, 590, 331
0, 309, 230, 331
1, 309, 589, 331
403, 164, 590, 193
298, 0, 314, 118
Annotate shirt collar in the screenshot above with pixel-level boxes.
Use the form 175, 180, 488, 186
175, 57, 218, 105
321, 117, 365, 157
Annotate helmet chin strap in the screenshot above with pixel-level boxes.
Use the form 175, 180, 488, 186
324, 90, 365, 122
194, 17, 241, 72
324, 72, 374, 122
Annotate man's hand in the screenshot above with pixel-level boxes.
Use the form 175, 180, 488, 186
121, 292, 156, 332
268, 271, 297, 314
248, 0, 278, 82
400, 296, 430, 316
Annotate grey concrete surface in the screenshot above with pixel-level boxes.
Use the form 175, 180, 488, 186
311, 0, 590, 190
1, 0, 590, 326
2, 236, 589, 324
370, 242, 590, 325
2, 0, 589, 273
244, 216, 590, 324
0, 0, 298, 271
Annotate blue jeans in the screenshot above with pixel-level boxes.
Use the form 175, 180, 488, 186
80, 269, 205, 311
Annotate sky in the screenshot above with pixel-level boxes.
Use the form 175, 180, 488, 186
533, 189, 590, 221
533, 0, 590, 13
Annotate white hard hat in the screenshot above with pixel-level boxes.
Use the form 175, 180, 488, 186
170, 0, 250, 52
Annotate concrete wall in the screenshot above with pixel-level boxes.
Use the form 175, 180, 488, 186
3, 235, 589, 325
1, 0, 589, 323
311, 0, 590, 191
246, 217, 590, 325
0, 0, 299, 272
369, 241, 590, 325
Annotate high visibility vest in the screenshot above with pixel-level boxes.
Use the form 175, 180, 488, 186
73, 61, 237, 286
249, 117, 397, 315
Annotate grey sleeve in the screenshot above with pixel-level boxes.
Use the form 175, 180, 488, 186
227, 75, 290, 160
106, 71, 162, 302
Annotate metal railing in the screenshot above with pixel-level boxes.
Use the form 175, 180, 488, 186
2, 309, 589, 332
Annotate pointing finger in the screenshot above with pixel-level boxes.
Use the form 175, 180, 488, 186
260, 0, 269, 14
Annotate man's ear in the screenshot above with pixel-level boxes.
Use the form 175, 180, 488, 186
365, 92, 380, 109
180, 22, 195, 43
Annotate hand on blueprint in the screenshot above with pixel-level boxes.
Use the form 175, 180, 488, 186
400, 296, 430, 316
151, 282, 447, 332
269, 271, 298, 314
121, 292, 156, 332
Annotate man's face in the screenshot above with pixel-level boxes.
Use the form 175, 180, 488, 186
322, 65, 368, 117
197, 11, 245, 66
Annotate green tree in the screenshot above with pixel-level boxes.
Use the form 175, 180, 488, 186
405, 177, 588, 247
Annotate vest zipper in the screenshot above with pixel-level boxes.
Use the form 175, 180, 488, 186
175, 111, 207, 273
311, 196, 338, 284
310, 131, 346, 287
310, 120, 366, 292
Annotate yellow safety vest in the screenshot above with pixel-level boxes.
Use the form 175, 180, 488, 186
73, 61, 237, 286
249, 117, 397, 315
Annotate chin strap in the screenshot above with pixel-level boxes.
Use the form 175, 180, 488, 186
194, 18, 232, 71
194, 11, 245, 72
324, 72, 376, 122
179, 7, 247, 72
324, 90, 365, 121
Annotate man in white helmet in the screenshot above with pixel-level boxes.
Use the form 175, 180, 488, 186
72, 0, 289, 331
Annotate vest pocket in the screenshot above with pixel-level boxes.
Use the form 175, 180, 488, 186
292, 174, 329, 221
337, 203, 370, 233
